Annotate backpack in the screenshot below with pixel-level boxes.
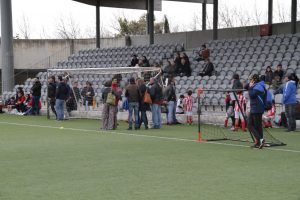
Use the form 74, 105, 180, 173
258, 88, 273, 111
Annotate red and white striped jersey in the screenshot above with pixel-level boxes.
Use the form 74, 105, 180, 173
234, 94, 246, 112
267, 104, 276, 117
184, 96, 193, 112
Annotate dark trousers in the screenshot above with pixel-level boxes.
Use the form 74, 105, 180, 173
285, 104, 296, 131
248, 113, 263, 142
139, 110, 148, 128
50, 98, 57, 117
32, 96, 40, 115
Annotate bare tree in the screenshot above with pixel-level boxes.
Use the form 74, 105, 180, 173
219, 5, 235, 28
17, 14, 31, 39
56, 15, 81, 39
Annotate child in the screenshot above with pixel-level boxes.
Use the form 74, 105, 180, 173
176, 94, 184, 114
224, 92, 234, 127
183, 90, 193, 125
263, 100, 276, 128
232, 92, 246, 131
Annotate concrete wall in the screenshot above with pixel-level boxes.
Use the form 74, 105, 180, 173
0, 21, 299, 70
0, 37, 125, 70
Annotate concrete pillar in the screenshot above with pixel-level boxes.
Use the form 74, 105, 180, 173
1, 0, 15, 93
213, 0, 218, 40
268, 0, 273, 25
96, 0, 100, 48
147, 0, 154, 45
202, 0, 207, 31
291, 0, 297, 34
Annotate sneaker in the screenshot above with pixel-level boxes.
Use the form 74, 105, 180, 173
259, 139, 265, 149
127, 127, 132, 130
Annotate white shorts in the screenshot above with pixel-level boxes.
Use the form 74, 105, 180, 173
186, 111, 193, 116
234, 110, 244, 120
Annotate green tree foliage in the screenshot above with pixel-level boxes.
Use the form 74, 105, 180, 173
117, 14, 170, 36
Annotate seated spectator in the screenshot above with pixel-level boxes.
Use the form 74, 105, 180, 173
6, 97, 16, 112
195, 44, 210, 62
15, 91, 26, 113
162, 60, 176, 81
181, 52, 190, 66
23, 94, 42, 116
199, 58, 214, 77
176, 58, 191, 77
265, 66, 274, 85
174, 52, 181, 67
273, 64, 284, 80
130, 54, 139, 66
271, 75, 282, 90
263, 100, 276, 128
141, 56, 150, 67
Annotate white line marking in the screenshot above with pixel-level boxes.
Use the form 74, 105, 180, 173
1, 121, 300, 154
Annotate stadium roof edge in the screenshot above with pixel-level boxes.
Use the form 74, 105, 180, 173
73, 0, 214, 10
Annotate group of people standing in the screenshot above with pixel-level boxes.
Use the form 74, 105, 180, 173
225, 68, 298, 149
47, 74, 96, 121
101, 75, 195, 131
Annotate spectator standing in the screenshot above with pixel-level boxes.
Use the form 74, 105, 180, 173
55, 76, 70, 121
265, 66, 274, 85
274, 74, 297, 132
81, 81, 95, 111
30, 77, 42, 115
162, 60, 176, 81
48, 76, 57, 118
232, 74, 243, 90
247, 74, 266, 149
199, 58, 214, 77
164, 79, 177, 125
102, 78, 122, 130
137, 79, 149, 130
290, 73, 299, 88
176, 95, 185, 114
125, 78, 140, 130
149, 78, 163, 129
72, 81, 82, 109
273, 64, 284, 80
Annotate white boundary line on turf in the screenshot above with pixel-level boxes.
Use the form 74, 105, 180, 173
1, 121, 300, 154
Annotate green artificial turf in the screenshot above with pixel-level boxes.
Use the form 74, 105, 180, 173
0, 114, 300, 200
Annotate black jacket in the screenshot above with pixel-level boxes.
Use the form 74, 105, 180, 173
164, 84, 176, 102
149, 82, 163, 104
48, 82, 56, 99
56, 82, 70, 100
202, 62, 214, 76
232, 79, 243, 90
138, 84, 150, 111
31, 81, 42, 96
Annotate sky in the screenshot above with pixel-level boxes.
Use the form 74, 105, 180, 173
0, 0, 297, 39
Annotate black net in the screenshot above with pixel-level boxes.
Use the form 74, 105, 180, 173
198, 89, 286, 147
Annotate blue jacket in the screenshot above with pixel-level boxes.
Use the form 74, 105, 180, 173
248, 81, 265, 114
275, 80, 297, 105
